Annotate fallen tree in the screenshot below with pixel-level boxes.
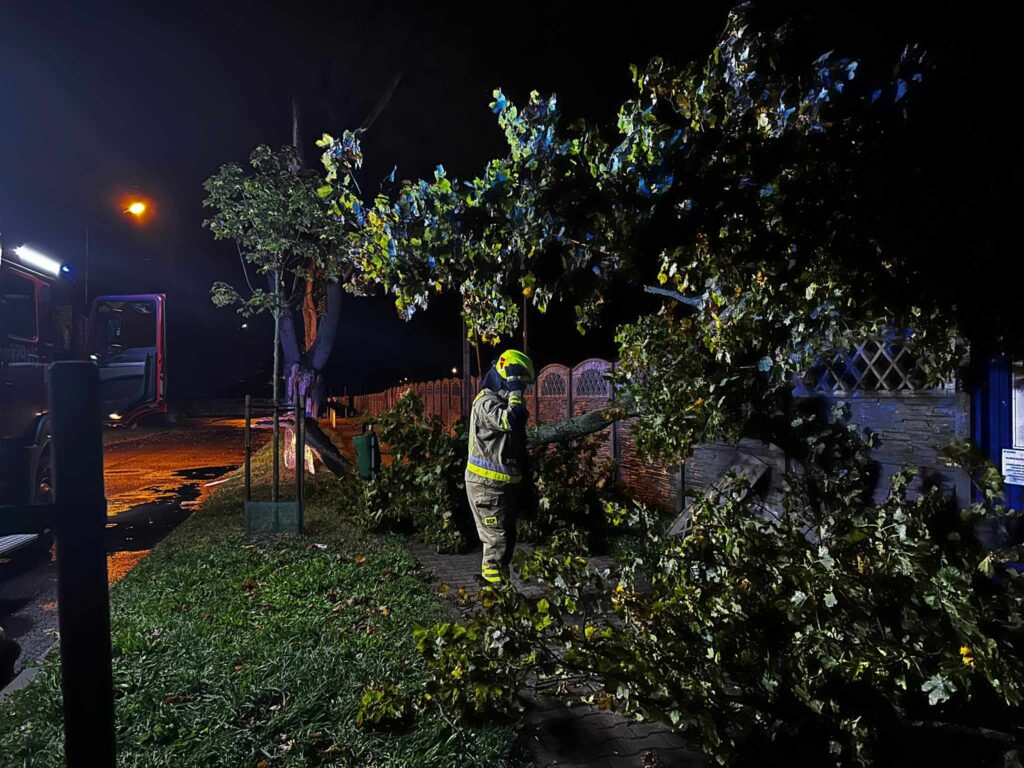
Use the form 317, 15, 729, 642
318, 4, 1024, 765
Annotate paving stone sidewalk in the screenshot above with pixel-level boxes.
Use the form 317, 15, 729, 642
407, 540, 703, 768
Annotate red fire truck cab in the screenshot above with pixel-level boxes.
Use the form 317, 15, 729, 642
1, 246, 166, 556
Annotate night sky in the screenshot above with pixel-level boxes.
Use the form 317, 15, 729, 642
0, 1, 980, 403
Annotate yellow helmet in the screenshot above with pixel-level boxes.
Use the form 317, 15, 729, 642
496, 349, 535, 383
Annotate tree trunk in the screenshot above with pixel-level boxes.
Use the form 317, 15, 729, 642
280, 282, 344, 473
302, 279, 317, 352
526, 399, 635, 448
302, 418, 349, 475
282, 281, 340, 418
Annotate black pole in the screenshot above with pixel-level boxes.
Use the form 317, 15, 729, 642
272, 401, 280, 503
244, 395, 252, 503
294, 392, 301, 502
48, 361, 115, 768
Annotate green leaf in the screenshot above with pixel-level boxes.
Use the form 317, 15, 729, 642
921, 675, 955, 706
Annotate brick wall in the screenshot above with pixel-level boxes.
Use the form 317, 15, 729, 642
615, 417, 683, 511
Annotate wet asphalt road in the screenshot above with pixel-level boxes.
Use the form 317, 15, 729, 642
0, 418, 259, 676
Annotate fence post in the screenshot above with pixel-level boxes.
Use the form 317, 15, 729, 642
567, 366, 574, 422
48, 361, 116, 768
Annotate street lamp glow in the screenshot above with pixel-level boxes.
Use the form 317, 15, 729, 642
125, 201, 147, 216
13, 245, 63, 276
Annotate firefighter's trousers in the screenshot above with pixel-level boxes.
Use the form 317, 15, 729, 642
465, 477, 518, 583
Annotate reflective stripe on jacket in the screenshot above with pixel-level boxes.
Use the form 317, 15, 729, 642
466, 388, 526, 486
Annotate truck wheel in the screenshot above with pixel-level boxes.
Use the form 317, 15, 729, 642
31, 447, 54, 558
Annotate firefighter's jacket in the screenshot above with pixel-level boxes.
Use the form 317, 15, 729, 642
465, 387, 528, 488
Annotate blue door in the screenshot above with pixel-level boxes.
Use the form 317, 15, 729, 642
971, 354, 1024, 510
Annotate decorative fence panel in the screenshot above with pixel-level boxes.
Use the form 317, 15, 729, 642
572, 359, 614, 463
536, 364, 570, 425
796, 336, 954, 396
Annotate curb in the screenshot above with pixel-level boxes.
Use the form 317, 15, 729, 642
0, 641, 56, 705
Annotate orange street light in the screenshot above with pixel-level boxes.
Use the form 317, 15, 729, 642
125, 201, 147, 216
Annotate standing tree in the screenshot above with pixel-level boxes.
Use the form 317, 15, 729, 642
205, 77, 403, 474
203, 138, 362, 473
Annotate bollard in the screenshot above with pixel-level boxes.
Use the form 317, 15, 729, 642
48, 361, 115, 768
244, 395, 252, 503
295, 392, 304, 531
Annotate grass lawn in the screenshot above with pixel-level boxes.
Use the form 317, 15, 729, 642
0, 438, 519, 767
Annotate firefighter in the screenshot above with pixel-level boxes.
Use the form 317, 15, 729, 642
465, 349, 535, 585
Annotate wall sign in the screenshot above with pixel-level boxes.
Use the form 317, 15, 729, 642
1002, 448, 1024, 487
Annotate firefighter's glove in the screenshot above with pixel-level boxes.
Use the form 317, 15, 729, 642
504, 363, 531, 389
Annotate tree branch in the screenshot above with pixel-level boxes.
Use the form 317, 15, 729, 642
643, 284, 702, 308
270, 272, 302, 367
527, 396, 636, 448
292, 95, 306, 169
358, 72, 404, 133
235, 241, 256, 293
567, 237, 616, 259
905, 720, 1022, 746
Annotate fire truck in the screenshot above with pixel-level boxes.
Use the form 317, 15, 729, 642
0, 243, 166, 558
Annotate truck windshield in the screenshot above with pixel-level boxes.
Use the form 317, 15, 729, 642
89, 300, 156, 354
